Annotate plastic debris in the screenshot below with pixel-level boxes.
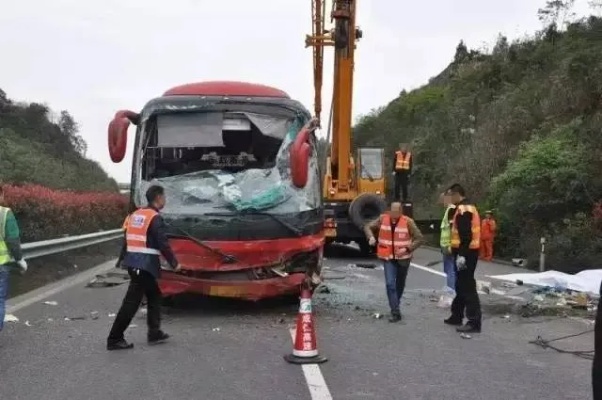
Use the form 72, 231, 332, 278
373, 313, 383, 319
212, 327, 221, 332
4, 314, 19, 323
108, 313, 116, 318
24, 320, 32, 327
460, 333, 472, 339
43, 301, 58, 306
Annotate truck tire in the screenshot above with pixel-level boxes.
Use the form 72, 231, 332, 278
349, 193, 387, 231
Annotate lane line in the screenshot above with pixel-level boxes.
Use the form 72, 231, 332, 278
7, 259, 116, 314
410, 262, 446, 277
288, 329, 333, 400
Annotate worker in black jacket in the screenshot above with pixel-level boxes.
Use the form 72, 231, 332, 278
594, 280, 602, 399
107, 185, 180, 351
444, 183, 482, 333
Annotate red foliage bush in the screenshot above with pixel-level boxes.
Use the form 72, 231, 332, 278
1, 184, 128, 242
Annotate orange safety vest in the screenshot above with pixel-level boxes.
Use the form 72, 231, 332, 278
481, 218, 496, 240
376, 214, 413, 260
395, 151, 412, 171
450, 204, 481, 250
125, 208, 161, 255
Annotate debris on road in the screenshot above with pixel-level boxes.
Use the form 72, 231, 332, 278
212, 327, 221, 332
355, 263, 377, 269
460, 333, 472, 339
373, 313, 383, 319
316, 285, 331, 294
90, 311, 99, 320
108, 313, 116, 318
4, 314, 19, 323
24, 320, 32, 327
43, 301, 58, 306
86, 271, 130, 288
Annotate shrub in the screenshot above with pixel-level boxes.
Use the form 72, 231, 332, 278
1, 184, 128, 242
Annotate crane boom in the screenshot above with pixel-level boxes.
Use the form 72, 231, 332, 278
307, 0, 362, 200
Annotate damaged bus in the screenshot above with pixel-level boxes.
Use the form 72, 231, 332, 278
107, 81, 324, 301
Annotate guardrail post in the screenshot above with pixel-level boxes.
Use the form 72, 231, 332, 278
539, 237, 546, 272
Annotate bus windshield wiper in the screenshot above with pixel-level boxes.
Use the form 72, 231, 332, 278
164, 221, 237, 264
204, 210, 303, 237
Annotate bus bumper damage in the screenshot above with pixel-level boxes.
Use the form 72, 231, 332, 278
158, 234, 324, 301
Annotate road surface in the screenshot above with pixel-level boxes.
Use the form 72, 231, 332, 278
0, 246, 595, 400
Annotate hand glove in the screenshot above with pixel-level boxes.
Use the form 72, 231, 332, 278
456, 256, 467, 270
368, 237, 376, 246
16, 259, 28, 274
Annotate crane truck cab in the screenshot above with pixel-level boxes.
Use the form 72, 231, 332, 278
107, 81, 324, 301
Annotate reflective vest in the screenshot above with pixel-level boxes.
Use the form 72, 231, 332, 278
439, 205, 456, 248
0, 207, 10, 265
450, 204, 481, 250
481, 218, 497, 240
125, 208, 161, 255
376, 214, 413, 260
395, 151, 412, 171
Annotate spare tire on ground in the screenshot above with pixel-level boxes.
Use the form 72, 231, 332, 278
348, 193, 387, 230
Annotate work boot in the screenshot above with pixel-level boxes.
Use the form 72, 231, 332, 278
388, 311, 402, 323
444, 316, 463, 326
148, 330, 170, 344
107, 339, 134, 351
456, 323, 481, 333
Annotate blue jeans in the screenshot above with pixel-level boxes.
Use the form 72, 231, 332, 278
384, 259, 410, 313
0, 269, 9, 332
442, 251, 456, 292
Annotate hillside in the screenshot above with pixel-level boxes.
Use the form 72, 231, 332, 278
353, 14, 602, 271
0, 89, 118, 192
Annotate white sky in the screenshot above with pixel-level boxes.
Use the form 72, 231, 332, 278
0, 0, 595, 183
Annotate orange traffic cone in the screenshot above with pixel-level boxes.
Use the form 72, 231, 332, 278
284, 287, 328, 364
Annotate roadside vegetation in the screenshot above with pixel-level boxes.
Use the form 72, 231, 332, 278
353, 2, 602, 271
0, 89, 127, 240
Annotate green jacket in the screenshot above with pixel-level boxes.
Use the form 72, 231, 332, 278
0, 207, 22, 268
439, 205, 456, 248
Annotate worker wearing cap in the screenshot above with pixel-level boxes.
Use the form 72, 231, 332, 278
594, 280, 602, 399
479, 210, 497, 261
364, 202, 424, 322
0, 185, 28, 333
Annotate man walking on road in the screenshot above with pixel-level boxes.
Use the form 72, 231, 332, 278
364, 202, 424, 322
594, 280, 602, 399
439, 191, 456, 295
445, 183, 482, 333
107, 185, 180, 350
0, 186, 28, 333
392, 143, 412, 202
479, 210, 497, 261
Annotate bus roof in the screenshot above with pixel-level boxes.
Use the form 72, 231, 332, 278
163, 81, 291, 98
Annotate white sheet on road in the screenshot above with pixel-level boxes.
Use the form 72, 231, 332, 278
489, 269, 602, 295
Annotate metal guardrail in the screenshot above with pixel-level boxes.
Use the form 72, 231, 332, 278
22, 229, 124, 259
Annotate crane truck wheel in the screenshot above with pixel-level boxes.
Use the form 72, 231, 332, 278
349, 193, 387, 230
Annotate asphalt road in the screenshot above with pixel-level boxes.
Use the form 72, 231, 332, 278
0, 246, 595, 400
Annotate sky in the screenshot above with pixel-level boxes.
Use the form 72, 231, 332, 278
0, 0, 596, 183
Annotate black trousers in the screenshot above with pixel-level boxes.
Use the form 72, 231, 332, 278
594, 282, 602, 399
451, 250, 482, 326
108, 268, 162, 343
394, 172, 409, 201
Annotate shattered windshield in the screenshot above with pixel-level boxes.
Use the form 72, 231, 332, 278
133, 109, 321, 215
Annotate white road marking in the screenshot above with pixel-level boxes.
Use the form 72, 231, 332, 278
289, 329, 333, 400
410, 262, 446, 277
6, 260, 116, 314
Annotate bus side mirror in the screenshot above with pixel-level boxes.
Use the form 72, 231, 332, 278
108, 110, 139, 163
290, 119, 318, 188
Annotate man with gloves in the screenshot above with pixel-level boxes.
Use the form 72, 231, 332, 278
444, 183, 482, 333
0, 185, 28, 333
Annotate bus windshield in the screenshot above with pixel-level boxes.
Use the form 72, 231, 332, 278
134, 111, 321, 215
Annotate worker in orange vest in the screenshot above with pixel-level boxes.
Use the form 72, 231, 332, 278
479, 210, 496, 261
364, 202, 424, 322
107, 185, 180, 351
391, 143, 412, 202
